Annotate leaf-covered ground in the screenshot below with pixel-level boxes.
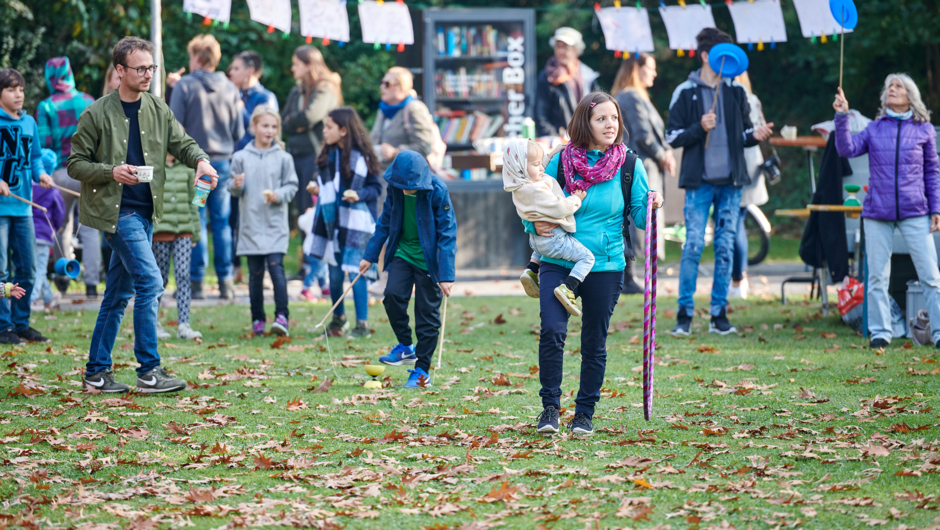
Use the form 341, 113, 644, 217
1, 295, 939, 530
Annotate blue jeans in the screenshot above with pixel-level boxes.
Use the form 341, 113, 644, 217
865, 216, 940, 343
86, 213, 163, 376
304, 254, 327, 290
31, 241, 54, 305
538, 263, 622, 417
191, 160, 232, 282
678, 183, 741, 316
732, 206, 748, 282
0, 216, 36, 332
329, 264, 369, 321
530, 228, 596, 282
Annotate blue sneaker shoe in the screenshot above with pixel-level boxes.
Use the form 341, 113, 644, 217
379, 343, 417, 366
404, 367, 431, 388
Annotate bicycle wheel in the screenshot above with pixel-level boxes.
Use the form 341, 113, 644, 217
745, 209, 770, 266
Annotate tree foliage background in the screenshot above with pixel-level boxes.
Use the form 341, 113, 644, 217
3, 0, 938, 219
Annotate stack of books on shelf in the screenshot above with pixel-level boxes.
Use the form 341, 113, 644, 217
436, 25, 508, 57
435, 110, 505, 146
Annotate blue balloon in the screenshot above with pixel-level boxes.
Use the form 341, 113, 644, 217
707, 43, 748, 78
829, 0, 858, 30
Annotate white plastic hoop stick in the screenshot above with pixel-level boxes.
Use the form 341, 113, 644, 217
436, 295, 448, 369
8, 193, 46, 212
52, 183, 80, 198
314, 270, 365, 330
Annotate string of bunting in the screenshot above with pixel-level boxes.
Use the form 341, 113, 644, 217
182, 0, 851, 58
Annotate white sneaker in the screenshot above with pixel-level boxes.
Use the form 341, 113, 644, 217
177, 323, 203, 340
156, 323, 172, 339
728, 278, 749, 300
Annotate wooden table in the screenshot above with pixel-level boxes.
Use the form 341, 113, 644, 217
771, 136, 828, 194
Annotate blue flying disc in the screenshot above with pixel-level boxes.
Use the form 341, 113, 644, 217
708, 43, 748, 78
829, 0, 858, 30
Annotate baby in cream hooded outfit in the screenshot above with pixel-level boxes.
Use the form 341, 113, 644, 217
503, 140, 594, 317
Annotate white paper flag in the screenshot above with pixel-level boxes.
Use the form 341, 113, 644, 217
728, 0, 787, 45
792, 0, 853, 38
183, 0, 231, 23
596, 7, 655, 53
658, 5, 716, 50
246, 0, 292, 34
299, 0, 350, 42
358, 0, 414, 45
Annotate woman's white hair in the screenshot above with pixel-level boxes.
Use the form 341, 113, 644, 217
878, 73, 931, 123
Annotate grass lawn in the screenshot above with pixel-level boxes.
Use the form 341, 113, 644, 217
1, 294, 939, 529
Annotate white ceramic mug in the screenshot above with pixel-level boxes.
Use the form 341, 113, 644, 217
136, 166, 154, 182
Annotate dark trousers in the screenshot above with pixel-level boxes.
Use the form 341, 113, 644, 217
230, 196, 241, 270
383, 257, 442, 373
246, 253, 288, 322
292, 153, 319, 215
538, 262, 622, 417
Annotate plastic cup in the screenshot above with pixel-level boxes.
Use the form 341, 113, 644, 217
193, 178, 212, 207
136, 166, 154, 182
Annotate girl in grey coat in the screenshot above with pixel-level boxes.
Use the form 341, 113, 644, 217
229, 106, 299, 337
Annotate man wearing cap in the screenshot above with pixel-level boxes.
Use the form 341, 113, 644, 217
535, 27, 601, 138
664, 28, 774, 337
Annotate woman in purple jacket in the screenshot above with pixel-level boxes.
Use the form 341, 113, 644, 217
833, 74, 940, 349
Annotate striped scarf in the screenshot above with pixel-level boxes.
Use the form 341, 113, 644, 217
309, 149, 377, 278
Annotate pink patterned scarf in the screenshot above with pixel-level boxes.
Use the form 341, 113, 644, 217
560, 142, 627, 194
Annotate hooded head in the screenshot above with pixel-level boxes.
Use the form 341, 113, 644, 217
502, 139, 534, 192
383, 151, 433, 191
40, 148, 58, 175
45, 57, 76, 94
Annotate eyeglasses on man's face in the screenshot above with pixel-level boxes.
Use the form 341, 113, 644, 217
382, 80, 398, 89
123, 64, 159, 76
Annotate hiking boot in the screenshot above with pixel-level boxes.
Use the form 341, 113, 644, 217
191, 280, 205, 300
520, 269, 540, 298
380, 343, 417, 366
219, 279, 235, 300
85, 285, 98, 299
328, 314, 349, 337
0, 330, 21, 345
271, 313, 289, 337
621, 275, 643, 295
404, 367, 431, 388
300, 289, 318, 302
348, 320, 371, 339
870, 338, 889, 349
83, 370, 130, 393
554, 284, 582, 317
177, 323, 202, 340
16, 327, 50, 343
136, 366, 187, 394
156, 323, 172, 339
253, 320, 266, 336
672, 307, 693, 336
708, 309, 737, 335
537, 406, 560, 434
567, 412, 594, 436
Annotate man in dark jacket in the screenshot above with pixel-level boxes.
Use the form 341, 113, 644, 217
360, 151, 457, 389
534, 27, 601, 137
169, 34, 244, 300
665, 28, 774, 336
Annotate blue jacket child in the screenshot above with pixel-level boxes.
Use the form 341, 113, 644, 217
363, 151, 457, 388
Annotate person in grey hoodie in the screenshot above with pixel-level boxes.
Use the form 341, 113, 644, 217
169, 34, 245, 301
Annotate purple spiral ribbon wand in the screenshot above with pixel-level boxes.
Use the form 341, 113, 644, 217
642, 192, 658, 421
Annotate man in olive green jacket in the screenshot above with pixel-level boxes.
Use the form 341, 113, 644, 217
68, 36, 218, 394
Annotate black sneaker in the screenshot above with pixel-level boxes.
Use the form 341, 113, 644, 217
870, 338, 889, 349
136, 366, 187, 394
16, 327, 50, 343
708, 309, 737, 335
83, 370, 130, 393
0, 330, 21, 345
672, 307, 692, 336
621, 275, 643, 295
85, 285, 98, 299
567, 412, 594, 436
537, 406, 560, 434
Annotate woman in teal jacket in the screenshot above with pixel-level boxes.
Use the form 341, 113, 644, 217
527, 92, 663, 436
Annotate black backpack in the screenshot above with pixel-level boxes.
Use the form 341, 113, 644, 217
555, 150, 640, 260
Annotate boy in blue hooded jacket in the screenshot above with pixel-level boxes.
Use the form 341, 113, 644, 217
360, 151, 457, 388
0, 68, 55, 344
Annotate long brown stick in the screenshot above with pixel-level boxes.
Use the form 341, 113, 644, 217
704, 56, 726, 150
52, 183, 80, 198
8, 193, 46, 212
436, 295, 449, 369
315, 270, 365, 329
